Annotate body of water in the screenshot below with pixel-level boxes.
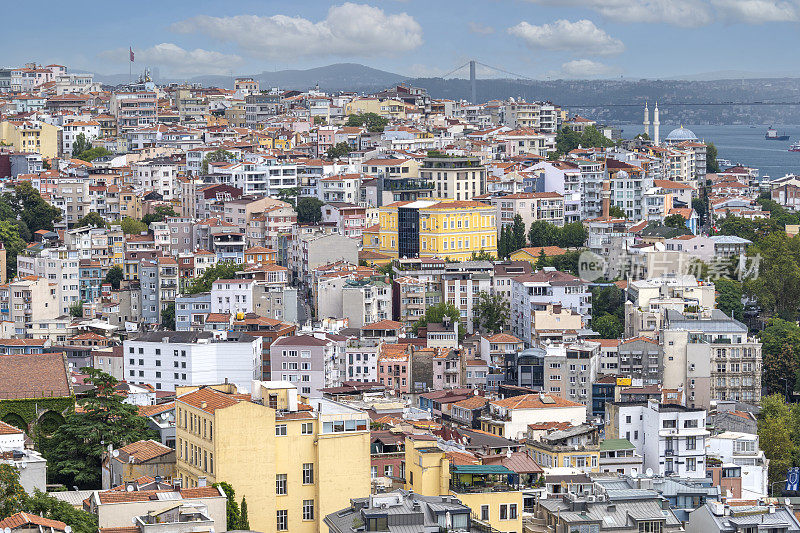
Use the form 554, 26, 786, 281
620, 124, 800, 179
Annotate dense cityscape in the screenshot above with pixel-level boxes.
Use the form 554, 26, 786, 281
5, 3, 800, 533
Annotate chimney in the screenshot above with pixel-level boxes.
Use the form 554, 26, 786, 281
552, 303, 562, 314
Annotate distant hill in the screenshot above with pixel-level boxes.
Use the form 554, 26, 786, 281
92, 63, 407, 91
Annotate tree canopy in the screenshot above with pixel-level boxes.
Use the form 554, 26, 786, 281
184, 261, 244, 294
553, 126, 615, 157
103, 265, 124, 290
473, 292, 510, 334
527, 221, 587, 248
201, 148, 235, 174
326, 142, 351, 160
118, 216, 148, 235
75, 146, 111, 162
38, 369, 156, 488
297, 197, 324, 224
346, 113, 389, 132
663, 214, 686, 229
412, 302, 465, 340
161, 302, 176, 330
142, 205, 179, 226
73, 211, 106, 229
706, 142, 720, 173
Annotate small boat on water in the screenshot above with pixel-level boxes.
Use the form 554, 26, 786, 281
766, 127, 790, 140
790, 141, 800, 152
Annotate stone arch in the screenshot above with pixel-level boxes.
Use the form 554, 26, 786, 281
35, 410, 65, 436
1, 412, 27, 432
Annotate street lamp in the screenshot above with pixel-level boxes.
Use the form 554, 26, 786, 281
771, 479, 787, 497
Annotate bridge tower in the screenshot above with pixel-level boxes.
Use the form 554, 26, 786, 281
469, 60, 477, 104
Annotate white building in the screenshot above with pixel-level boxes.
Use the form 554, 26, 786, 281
210, 278, 257, 315
615, 400, 708, 479
123, 331, 261, 392
62, 120, 100, 156
706, 431, 768, 497
511, 268, 591, 345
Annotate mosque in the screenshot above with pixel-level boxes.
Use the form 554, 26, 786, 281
643, 102, 698, 145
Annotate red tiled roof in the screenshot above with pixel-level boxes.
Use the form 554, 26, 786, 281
491, 393, 584, 410
0, 512, 67, 531
177, 387, 240, 414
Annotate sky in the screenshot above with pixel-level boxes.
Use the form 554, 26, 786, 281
6, 0, 800, 80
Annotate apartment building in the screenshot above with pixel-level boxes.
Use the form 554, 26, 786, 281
420, 156, 486, 201
489, 192, 565, 230
610, 400, 708, 479
123, 331, 262, 392
0, 276, 59, 336
377, 199, 497, 261
110, 91, 158, 133
511, 268, 591, 345
624, 275, 716, 339
662, 310, 762, 408
174, 382, 370, 533
270, 334, 342, 396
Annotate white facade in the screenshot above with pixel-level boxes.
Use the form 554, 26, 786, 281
616, 400, 708, 479
210, 279, 256, 315
123, 332, 261, 392
706, 432, 769, 497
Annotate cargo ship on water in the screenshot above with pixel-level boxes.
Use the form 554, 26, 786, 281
766, 127, 790, 140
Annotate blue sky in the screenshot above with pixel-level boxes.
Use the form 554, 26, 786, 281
6, 0, 800, 79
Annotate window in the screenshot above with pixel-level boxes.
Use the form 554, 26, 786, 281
481, 505, 489, 521
384, 465, 393, 477
276, 474, 287, 495
302, 463, 314, 484
275, 424, 287, 436
302, 499, 314, 521
687, 457, 696, 471
301, 422, 313, 435
371, 466, 378, 479
277, 510, 288, 531
500, 504, 508, 520
686, 436, 696, 450
509, 504, 518, 520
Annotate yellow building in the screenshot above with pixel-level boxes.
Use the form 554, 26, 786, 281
175, 382, 371, 533
376, 199, 497, 261
345, 98, 406, 119
525, 425, 600, 473
0, 120, 60, 159
404, 436, 524, 533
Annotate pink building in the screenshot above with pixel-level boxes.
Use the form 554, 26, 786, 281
377, 344, 411, 394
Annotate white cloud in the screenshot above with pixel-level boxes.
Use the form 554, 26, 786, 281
171, 3, 423, 59
711, 0, 799, 22
507, 19, 624, 56
100, 43, 242, 76
525, 0, 714, 27
558, 59, 621, 78
468, 21, 495, 34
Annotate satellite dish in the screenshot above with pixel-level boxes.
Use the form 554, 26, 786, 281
5, 527, 12, 533
71, 377, 77, 383
645, 468, 654, 478
132, 517, 137, 524
126, 485, 134, 492
112, 450, 119, 458
65, 527, 72, 533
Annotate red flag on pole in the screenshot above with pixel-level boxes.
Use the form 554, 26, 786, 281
129, 47, 134, 62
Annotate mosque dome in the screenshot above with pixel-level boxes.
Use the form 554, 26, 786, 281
665, 126, 698, 142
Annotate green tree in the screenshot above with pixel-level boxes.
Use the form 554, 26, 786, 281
412, 302, 465, 340
555, 127, 584, 155
759, 318, 800, 396
609, 205, 627, 219
75, 146, 111, 162
325, 142, 352, 160
592, 285, 625, 322
142, 205, 179, 226
663, 214, 687, 229
119, 217, 148, 235
238, 496, 250, 530
512, 214, 526, 251
296, 197, 324, 224
634, 132, 650, 141
69, 300, 83, 318
0, 220, 27, 279
313, 116, 326, 125
73, 211, 106, 228
5, 181, 62, 234
184, 261, 244, 294
758, 394, 796, 487
473, 292, 510, 334
497, 226, 509, 259
536, 248, 547, 269
161, 302, 175, 330
39, 369, 156, 488
71, 133, 89, 157
470, 249, 495, 261
528, 221, 560, 247
745, 233, 800, 319
692, 197, 708, 225
715, 278, 744, 321
593, 314, 623, 339
706, 142, 720, 173
201, 149, 235, 174
213, 482, 240, 531
346, 113, 389, 132
275, 187, 300, 208
559, 222, 588, 248
0, 464, 27, 517
23, 489, 98, 533
103, 265, 124, 290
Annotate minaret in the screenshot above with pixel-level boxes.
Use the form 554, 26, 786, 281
643, 101, 650, 138
654, 102, 660, 146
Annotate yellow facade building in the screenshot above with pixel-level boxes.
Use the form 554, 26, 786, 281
0, 120, 60, 159
404, 436, 524, 533
345, 98, 406, 119
175, 381, 371, 533
376, 199, 497, 261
